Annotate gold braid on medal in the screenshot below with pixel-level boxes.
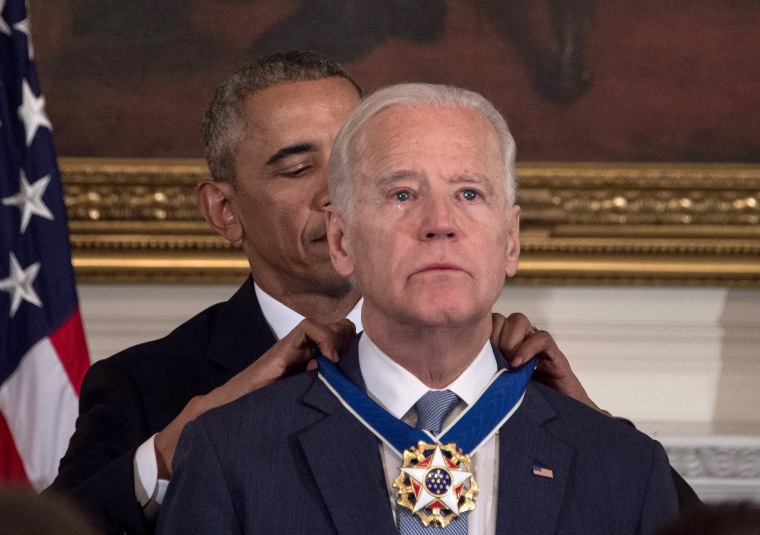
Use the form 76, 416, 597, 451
393, 441, 479, 528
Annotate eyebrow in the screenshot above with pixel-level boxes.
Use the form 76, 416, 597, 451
376, 170, 417, 188
454, 174, 491, 186
265, 143, 314, 165
376, 171, 491, 187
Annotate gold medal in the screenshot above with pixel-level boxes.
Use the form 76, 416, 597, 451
393, 441, 478, 528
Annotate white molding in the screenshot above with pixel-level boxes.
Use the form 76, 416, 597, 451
661, 436, 760, 502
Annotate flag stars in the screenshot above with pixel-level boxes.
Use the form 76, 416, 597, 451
13, 16, 33, 59
0, 0, 11, 36
18, 79, 52, 146
425, 468, 452, 495
2, 170, 54, 233
0, 252, 43, 319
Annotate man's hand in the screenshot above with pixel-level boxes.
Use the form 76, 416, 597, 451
154, 318, 356, 479
491, 312, 610, 416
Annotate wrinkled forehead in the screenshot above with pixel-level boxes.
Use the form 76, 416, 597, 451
351, 104, 505, 177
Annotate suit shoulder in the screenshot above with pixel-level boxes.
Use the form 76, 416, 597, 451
80, 299, 229, 410
529, 381, 658, 452
83, 298, 232, 397
195, 371, 320, 431
182, 371, 325, 462
525, 382, 675, 499
110, 300, 226, 364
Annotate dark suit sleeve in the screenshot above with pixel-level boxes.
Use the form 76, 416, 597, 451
45, 359, 152, 535
637, 441, 680, 535
614, 417, 702, 510
671, 467, 701, 510
157, 418, 241, 535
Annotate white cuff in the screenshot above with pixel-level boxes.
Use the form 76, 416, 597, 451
134, 434, 169, 520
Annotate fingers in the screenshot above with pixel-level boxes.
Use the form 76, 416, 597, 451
207, 318, 356, 408
492, 313, 611, 416
299, 318, 355, 373
259, 317, 356, 379
492, 312, 566, 371
505, 322, 570, 377
512, 330, 558, 369
492, 312, 537, 363
291, 318, 356, 362
490, 313, 508, 345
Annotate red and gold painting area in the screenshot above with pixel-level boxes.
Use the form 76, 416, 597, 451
32, 0, 760, 162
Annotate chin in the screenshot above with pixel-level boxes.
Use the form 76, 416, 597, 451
318, 274, 354, 298
404, 289, 494, 327
405, 304, 485, 329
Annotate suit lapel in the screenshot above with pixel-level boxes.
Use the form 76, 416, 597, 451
495, 383, 574, 533
298, 338, 396, 535
294, 341, 574, 534
206, 276, 277, 374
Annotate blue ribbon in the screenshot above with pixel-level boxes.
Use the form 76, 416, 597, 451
317, 355, 536, 457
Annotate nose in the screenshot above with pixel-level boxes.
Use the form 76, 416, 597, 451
313, 172, 331, 211
319, 188, 330, 210
420, 192, 457, 240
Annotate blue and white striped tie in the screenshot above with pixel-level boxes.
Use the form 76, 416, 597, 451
398, 389, 468, 534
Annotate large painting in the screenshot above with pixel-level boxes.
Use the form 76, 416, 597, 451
24, 1, 760, 286
32, 0, 760, 162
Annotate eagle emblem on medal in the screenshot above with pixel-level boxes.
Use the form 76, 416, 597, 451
393, 441, 479, 527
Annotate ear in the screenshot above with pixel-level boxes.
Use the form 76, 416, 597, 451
325, 207, 355, 278
505, 204, 521, 278
196, 180, 243, 243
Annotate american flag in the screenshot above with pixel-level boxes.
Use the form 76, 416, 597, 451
0, 0, 89, 491
532, 464, 554, 479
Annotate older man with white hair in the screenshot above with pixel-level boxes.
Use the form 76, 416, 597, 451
158, 83, 679, 535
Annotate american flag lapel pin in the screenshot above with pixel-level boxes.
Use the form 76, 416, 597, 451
532, 464, 554, 479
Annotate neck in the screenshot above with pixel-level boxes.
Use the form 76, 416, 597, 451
254, 276, 361, 323
280, 287, 362, 322
364, 312, 492, 389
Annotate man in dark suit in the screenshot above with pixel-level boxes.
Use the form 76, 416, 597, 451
157, 83, 680, 533
48, 52, 594, 535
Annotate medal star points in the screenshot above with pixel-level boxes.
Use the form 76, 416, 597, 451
394, 442, 478, 527
402, 445, 471, 514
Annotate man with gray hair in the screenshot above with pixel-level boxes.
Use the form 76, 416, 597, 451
51, 52, 594, 535
158, 83, 679, 534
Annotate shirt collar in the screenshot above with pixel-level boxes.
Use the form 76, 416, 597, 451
254, 282, 363, 340
358, 333, 497, 419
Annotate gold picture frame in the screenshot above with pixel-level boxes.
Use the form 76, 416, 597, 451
61, 158, 760, 286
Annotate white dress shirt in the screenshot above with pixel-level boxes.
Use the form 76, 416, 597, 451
358, 333, 500, 534
133, 283, 363, 517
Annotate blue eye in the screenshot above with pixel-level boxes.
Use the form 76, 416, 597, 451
395, 191, 411, 201
462, 189, 479, 201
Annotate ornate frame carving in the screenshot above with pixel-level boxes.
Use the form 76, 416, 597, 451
61, 158, 760, 286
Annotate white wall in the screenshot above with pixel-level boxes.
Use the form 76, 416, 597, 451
78, 283, 760, 501
492, 286, 760, 431
79, 284, 238, 362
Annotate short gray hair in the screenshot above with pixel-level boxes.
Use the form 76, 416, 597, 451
203, 51, 363, 185
328, 83, 516, 217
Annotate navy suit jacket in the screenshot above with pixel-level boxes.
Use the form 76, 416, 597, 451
158, 337, 679, 534
47, 278, 276, 535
